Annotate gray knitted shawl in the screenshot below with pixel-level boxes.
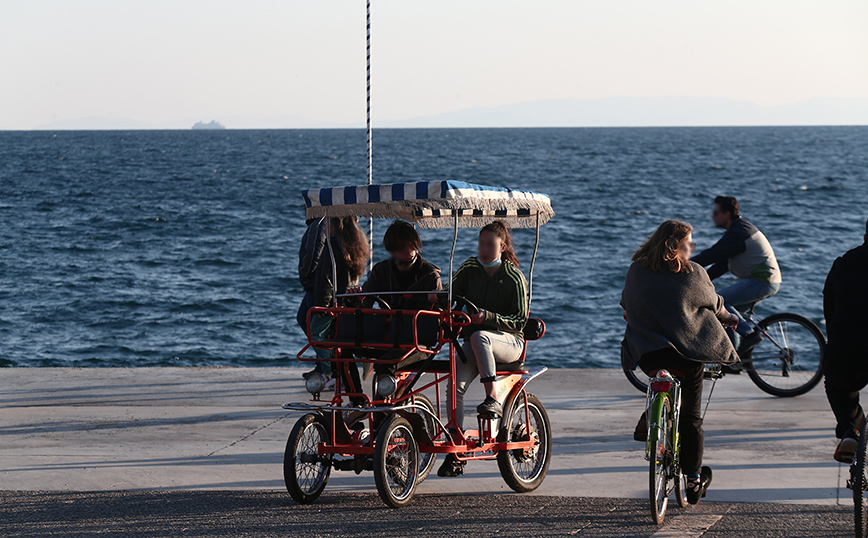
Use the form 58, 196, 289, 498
621, 261, 738, 365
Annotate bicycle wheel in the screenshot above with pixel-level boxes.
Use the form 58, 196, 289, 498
410, 394, 438, 483
744, 313, 825, 397
284, 413, 331, 504
853, 421, 868, 538
622, 350, 649, 393
649, 396, 672, 525
373, 415, 420, 508
497, 392, 552, 493
674, 473, 688, 508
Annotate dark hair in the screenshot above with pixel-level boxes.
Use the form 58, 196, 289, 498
632, 220, 694, 273
714, 196, 740, 219
480, 220, 519, 267
383, 220, 421, 252
332, 216, 370, 282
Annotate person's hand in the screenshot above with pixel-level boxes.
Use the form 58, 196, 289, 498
622, 311, 628, 323
427, 293, 440, 304
346, 286, 363, 295
723, 312, 739, 330
470, 309, 486, 324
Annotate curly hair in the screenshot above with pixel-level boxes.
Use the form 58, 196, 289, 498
632, 220, 693, 273
332, 216, 370, 281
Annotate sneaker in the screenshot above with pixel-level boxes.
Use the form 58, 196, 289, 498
323, 377, 336, 391
437, 454, 465, 477
737, 330, 764, 356
685, 466, 712, 505
633, 411, 648, 442
476, 396, 503, 418
302, 370, 318, 380
835, 429, 860, 464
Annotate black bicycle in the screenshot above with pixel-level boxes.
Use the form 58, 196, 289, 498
623, 305, 826, 398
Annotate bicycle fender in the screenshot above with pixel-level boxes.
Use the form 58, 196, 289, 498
648, 393, 668, 446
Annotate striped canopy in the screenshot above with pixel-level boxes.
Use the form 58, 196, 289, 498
301, 181, 554, 229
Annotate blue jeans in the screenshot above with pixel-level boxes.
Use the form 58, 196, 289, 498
719, 279, 781, 345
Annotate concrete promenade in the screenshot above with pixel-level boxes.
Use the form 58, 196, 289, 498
0, 367, 855, 536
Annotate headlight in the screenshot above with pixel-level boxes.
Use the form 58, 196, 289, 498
305, 372, 326, 394
376, 374, 397, 397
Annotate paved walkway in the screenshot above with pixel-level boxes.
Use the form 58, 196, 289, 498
0, 367, 857, 535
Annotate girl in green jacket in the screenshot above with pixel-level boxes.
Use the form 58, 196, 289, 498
439, 220, 528, 477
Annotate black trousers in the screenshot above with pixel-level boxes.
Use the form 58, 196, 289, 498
824, 344, 868, 439
639, 349, 705, 477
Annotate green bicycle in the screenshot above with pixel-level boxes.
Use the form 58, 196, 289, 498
644, 367, 723, 524
645, 369, 687, 524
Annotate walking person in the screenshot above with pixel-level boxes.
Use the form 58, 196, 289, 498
297, 217, 327, 334
305, 216, 370, 383
823, 219, 868, 463
622, 220, 739, 503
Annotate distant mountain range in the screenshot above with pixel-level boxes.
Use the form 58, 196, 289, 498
24, 96, 868, 130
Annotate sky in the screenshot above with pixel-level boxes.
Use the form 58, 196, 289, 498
1, 0, 867, 129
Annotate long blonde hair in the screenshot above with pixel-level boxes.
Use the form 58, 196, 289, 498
632, 220, 693, 273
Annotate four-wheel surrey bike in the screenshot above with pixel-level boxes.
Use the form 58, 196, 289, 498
282, 180, 555, 508
623, 303, 826, 398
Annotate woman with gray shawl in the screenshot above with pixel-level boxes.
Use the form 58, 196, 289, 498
621, 220, 739, 504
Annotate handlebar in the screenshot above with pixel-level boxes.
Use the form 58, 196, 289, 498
452, 296, 479, 316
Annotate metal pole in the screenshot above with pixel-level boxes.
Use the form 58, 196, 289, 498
365, 0, 373, 271
326, 219, 338, 307
528, 212, 540, 309
448, 211, 458, 307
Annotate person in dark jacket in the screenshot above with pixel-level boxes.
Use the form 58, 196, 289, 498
622, 220, 739, 504
350, 220, 443, 384
824, 219, 868, 464
306, 216, 370, 379
692, 196, 781, 355
297, 217, 327, 333
438, 221, 528, 478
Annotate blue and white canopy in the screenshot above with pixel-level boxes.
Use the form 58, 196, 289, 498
302, 180, 554, 229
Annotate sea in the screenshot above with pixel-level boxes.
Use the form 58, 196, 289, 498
1, 126, 866, 368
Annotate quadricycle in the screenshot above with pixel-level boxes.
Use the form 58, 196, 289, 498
282, 180, 555, 508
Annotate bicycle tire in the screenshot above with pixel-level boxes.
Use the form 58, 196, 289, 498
622, 350, 649, 393
284, 413, 331, 504
411, 394, 438, 483
744, 313, 825, 397
496, 392, 552, 493
649, 396, 672, 525
854, 421, 868, 538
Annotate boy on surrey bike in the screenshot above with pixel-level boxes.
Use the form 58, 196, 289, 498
622, 220, 739, 503
348, 220, 444, 391
824, 219, 868, 463
692, 196, 781, 363
438, 221, 529, 478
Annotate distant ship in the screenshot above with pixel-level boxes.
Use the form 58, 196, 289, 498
192, 120, 226, 130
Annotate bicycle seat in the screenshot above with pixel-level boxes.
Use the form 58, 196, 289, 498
496, 361, 527, 374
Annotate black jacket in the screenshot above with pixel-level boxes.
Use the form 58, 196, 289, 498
823, 242, 868, 354
298, 217, 327, 292
360, 257, 442, 310
313, 232, 352, 308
